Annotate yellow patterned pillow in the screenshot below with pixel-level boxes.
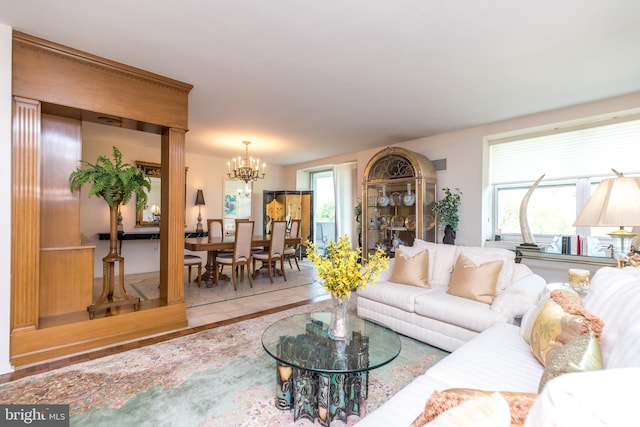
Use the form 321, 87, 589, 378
529, 289, 603, 366
447, 254, 503, 303
389, 247, 430, 288
538, 331, 603, 392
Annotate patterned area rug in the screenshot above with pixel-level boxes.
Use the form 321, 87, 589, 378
0, 299, 448, 426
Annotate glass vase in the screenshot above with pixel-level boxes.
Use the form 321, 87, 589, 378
329, 293, 350, 340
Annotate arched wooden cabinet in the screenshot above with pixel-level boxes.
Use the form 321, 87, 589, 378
362, 147, 437, 258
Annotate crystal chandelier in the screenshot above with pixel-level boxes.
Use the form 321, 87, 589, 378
227, 141, 266, 183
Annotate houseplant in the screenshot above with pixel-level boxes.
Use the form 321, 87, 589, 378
69, 146, 151, 316
432, 187, 462, 245
306, 235, 388, 339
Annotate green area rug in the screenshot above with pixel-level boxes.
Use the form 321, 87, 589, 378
0, 299, 448, 426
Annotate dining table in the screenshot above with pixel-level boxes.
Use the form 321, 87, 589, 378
184, 234, 302, 287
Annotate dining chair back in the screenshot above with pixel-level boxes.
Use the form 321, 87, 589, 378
253, 220, 288, 283
215, 220, 254, 290
284, 219, 301, 271
207, 219, 224, 239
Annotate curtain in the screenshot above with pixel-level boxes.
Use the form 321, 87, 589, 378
333, 162, 357, 247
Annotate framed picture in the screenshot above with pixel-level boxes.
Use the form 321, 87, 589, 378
224, 193, 237, 218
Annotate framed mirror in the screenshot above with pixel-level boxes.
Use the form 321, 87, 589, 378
223, 180, 253, 236
135, 161, 188, 227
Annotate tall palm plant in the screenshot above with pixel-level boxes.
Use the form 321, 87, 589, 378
69, 146, 151, 316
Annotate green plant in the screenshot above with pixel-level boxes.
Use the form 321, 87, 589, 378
69, 146, 151, 209
432, 187, 462, 231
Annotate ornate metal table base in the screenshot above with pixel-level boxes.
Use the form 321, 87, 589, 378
276, 366, 368, 425
274, 324, 370, 426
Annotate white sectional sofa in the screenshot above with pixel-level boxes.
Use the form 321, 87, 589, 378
357, 241, 546, 352
357, 266, 640, 426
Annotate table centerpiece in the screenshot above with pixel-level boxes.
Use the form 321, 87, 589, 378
306, 235, 388, 340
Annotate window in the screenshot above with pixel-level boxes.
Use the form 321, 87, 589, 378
311, 170, 335, 249
489, 114, 640, 247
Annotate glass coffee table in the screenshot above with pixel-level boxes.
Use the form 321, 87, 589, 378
261, 312, 401, 426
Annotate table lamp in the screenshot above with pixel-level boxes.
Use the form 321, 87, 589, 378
195, 189, 206, 232
573, 170, 640, 267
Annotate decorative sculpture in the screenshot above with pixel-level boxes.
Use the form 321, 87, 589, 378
519, 174, 545, 247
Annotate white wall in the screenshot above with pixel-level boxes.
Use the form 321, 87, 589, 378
0, 24, 13, 374
286, 91, 640, 248
81, 122, 285, 276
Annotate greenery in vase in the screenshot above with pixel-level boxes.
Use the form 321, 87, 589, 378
432, 187, 462, 231
69, 146, 151, 210
306, 235, 388, 302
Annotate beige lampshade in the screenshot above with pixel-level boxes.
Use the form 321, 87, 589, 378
573, 176, 640, 227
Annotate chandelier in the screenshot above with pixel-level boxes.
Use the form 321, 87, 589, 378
227, 141, 266, 183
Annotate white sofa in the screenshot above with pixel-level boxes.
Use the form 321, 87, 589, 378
357, 241, 546, 352
358, 266, 640, 426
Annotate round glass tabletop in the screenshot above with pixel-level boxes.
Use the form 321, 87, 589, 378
261, 312, 401, 374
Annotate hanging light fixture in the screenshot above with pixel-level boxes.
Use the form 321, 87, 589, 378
227, 141, 266, 183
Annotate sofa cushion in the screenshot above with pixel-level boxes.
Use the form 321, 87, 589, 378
538, 330, 603, 393
413, 392, 511, 427
583, 266, 640, 365
524, 368, 640, 427
459, 246, 515, 294
414, 288, 511, 332
447, 254, 503, 304
491, 273, 547, 319
389, 245, 430, 288
357, 280, 435, 312
528, 289, 604, 366
411, 389, 537, 427
414, 240, 459, 288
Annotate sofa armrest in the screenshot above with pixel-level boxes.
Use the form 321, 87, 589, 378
490, 273, 546, 319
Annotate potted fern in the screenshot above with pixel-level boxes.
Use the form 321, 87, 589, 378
69, 146, 151, 317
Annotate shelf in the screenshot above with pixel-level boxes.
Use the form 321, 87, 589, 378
98, 230, 207, 240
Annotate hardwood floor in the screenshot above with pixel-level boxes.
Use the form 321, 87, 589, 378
1, 260, 327, 384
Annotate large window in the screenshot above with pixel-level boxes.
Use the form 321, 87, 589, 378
489, 114, 640, 248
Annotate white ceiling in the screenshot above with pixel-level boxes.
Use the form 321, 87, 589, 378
3, 1, 640, 165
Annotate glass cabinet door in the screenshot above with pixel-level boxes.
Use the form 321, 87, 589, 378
362, 147, 437, 258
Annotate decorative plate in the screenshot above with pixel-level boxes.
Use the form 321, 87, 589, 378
405, 215, 416, 231
425, 191, 435, 205
390, 214, 405, 228
425, 214, 436, 231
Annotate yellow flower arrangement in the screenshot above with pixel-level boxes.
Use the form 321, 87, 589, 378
306, 235, 389, 302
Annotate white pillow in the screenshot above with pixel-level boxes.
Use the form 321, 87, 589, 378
426, 392, 511, 427
414, 240, 460, 288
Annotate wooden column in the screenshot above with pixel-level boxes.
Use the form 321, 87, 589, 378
160, 128, 186, 305
11, 97, 41, 332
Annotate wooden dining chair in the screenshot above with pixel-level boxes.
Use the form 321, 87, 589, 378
207, 218, 224, 238
284, 219, 301, 271
253, 220, 287, 283
215, 220, 254, 290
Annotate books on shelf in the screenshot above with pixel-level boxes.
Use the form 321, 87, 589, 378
560, 234, 585, 255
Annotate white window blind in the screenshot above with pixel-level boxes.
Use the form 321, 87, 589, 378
490, 118, 640, 185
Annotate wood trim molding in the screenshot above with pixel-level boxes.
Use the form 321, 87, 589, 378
12, 31, 193, 130
11, 97, 41, 332
160, 128, 186, 305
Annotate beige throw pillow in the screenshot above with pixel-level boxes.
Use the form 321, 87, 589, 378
389, 247, 430, 288
447, 254, 503, 304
